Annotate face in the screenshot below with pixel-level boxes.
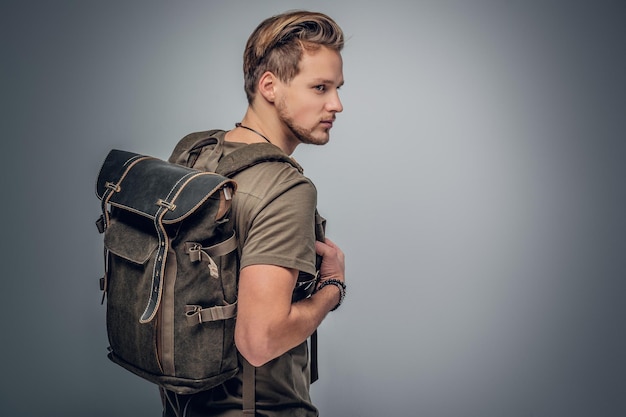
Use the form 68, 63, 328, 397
275, 46, 344, 146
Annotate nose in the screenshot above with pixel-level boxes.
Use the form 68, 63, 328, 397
327, 90, 343, 113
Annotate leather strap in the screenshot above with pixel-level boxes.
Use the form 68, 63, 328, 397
141, 203, 168, 323
140, 170, 200, 323
242, 359, 256, 416
184, 232, 238, 260
184, 233, 237, 279
184, 302, 237, 324
310, 331, 319, 383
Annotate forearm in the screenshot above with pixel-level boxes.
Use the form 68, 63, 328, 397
236, 238, 346, 367
235, 266, 342, 367
270, 282, 341, 351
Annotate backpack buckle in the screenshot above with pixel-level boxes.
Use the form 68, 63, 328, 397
156, 199, 177, 211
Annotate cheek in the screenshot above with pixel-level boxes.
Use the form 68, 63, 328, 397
288, 97, 319, 122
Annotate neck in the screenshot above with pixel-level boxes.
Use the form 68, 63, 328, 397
235, 123, 272, 144
233, 108, 298, 155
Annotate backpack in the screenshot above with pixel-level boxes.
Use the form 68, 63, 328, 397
95, 131, 322, 407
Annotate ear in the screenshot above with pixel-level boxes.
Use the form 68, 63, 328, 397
257, 71, 277, 103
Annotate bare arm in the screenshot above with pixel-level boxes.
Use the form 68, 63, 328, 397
235, 238, 345, 367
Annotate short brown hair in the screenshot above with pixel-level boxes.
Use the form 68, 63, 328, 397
243, 10, 344, 104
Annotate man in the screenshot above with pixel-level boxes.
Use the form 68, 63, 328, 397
162, 10, 346, 417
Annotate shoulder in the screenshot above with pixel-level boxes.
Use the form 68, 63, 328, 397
223, 140, 315, 199
234, 160, 317, 211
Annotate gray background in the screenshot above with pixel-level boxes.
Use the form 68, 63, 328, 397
2, 0, 625, 416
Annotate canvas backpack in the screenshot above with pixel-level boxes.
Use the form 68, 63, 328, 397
95, 130, 322, 411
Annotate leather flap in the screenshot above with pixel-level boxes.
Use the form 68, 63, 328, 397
96, 149, 236, 223
104, 219, 158, 264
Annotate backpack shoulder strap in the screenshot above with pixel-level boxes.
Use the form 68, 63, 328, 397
216, 142, 303, 176
168, 129, 303, 175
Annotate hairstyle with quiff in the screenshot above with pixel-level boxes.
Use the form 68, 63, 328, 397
243, 10, 344, 104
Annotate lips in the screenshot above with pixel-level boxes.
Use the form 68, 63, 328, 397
320, 118, 335, 129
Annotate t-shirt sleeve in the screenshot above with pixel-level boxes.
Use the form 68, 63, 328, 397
235, 164, 318, 276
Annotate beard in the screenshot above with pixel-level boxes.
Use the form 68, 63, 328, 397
276, 97, 330, 146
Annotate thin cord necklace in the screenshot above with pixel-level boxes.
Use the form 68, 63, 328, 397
235, 123, 272, 144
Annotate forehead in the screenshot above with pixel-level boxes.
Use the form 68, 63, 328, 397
296, 46, 344, 84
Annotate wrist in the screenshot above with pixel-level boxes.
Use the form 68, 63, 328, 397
316, 278, 346, 311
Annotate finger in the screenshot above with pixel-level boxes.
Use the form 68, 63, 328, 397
315, 240, 329, 256
315, 240, 338, 257
325, 238, 345, 259
315, 239, 345, 260
323, 238, 337, 249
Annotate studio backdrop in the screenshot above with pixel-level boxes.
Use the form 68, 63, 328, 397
2, 1, 625, 416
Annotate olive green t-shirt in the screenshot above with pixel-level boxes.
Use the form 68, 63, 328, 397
171, 133, 320, 416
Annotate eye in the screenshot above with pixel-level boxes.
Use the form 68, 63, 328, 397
314, 85, 326, 92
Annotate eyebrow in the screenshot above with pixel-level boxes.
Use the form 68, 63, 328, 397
313, 78, 345, 87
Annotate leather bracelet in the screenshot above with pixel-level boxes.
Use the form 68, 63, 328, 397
317, 279, 346, 311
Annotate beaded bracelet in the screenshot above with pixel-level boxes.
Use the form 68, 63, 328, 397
317, 279, 346, 311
